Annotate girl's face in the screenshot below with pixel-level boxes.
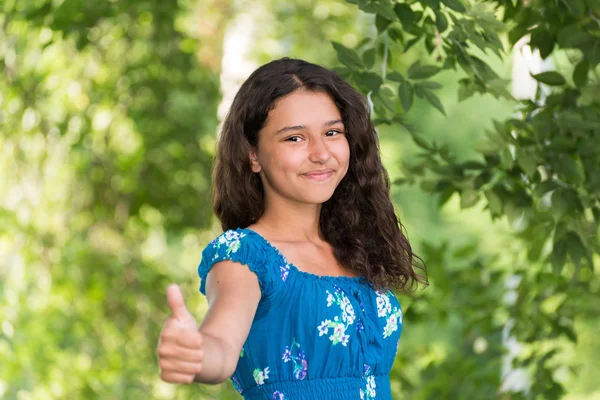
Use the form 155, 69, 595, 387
251, 90, 350, 207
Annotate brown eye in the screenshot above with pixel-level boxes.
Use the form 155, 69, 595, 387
286, 136, 303, 142
326, 130, 342, 137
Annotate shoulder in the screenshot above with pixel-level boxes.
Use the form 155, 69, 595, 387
198, 229, 279, 297
202, 229, 251, 259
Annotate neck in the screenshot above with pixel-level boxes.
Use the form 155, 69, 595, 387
255, 196, 323, 242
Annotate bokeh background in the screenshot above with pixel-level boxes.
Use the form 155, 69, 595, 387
1, 0, 599, 399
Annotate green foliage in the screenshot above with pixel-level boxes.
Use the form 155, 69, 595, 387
336, 0, 600, 398
2, 0, 599, 399
0, 1, 225, 398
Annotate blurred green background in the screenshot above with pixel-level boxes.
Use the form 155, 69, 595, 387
1, 0, 598, 399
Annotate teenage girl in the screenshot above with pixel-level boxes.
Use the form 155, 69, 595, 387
157, 58, 427, 400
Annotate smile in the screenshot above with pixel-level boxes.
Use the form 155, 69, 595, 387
302, 169, 334, 181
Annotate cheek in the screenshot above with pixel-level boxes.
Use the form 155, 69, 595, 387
334, 139, 351, 168
263, 147, 305, 174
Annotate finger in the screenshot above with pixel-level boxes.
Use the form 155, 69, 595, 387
175, 330, 203, 350
157, 346, 204, 362
167, 284, 190, 320
159, 359, 203, 375
160, 371, 196, 384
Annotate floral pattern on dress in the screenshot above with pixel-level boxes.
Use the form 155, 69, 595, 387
318, 286, 356, 346
376, 291, 403, 339
282, 338, 308, 380
253, 367, 270, 385
280, 263, 290, 282
359, 364, 377, 399
273, 391, 286, 400
212, 231, 246, 259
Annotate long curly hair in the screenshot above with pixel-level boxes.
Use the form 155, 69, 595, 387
213, 58, 427, 293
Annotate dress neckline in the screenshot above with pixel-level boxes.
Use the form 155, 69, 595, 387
239, 228, 365, 284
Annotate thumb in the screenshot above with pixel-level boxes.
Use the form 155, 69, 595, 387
167, 284, 192, 321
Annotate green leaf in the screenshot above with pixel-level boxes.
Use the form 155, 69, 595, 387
374, 89, 395, 111
434, 10, 448, 32
458, 78, 477, 101
531, 71, 566, 86
572, 59, 589, 88
375, 14, 393, 33
410, 132, 432, 150
414, 83, 425, 98
423, 89, 446, 116
357, 71, 383, 92
557, 24, 591, 48
403, 36, 422, 53
332, 41, 364, 69
416, 81, 443, 90
388, 26, 404, 42
530, 28, 555, 59
441, 0, 466, 12
555, 155, 584, 185
560, 0, 585, 17
460, 189, 480, 209
394, 3, 417, 26
566, 231, 587, 267
422, 0, 441, 10
398, 82, 414, 112
387, 71, 405, 82
407, 60, 441, 80
376, 0, 397, 20
484, 189, 503, 216
355, 37, 373, 50
362, 48, 376, 70
515, 148, 538, 177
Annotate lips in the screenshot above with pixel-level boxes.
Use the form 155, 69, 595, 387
301, 168, 334, 181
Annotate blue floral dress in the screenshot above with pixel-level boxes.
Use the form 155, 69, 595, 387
197, 228, 403, 400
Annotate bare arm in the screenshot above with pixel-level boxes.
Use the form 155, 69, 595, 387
195, 260, 261, 383
157, 260, 261, 385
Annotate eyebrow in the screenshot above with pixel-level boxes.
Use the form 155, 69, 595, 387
275, 119, 344, 135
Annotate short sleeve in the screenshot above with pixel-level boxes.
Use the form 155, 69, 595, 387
197, 229, 278, 300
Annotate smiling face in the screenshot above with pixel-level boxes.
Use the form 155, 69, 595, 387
250, 90, 350, 207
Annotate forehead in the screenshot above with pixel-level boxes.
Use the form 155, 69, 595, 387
266, 90, 342, 127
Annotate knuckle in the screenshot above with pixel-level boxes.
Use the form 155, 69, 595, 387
160, 330, 175, 341
160, 372, 172, 382
157, 347, 169, 358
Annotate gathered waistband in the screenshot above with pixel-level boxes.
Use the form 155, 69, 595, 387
241, 374, 391, 400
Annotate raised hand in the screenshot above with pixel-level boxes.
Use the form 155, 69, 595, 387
157, 284, 204, 384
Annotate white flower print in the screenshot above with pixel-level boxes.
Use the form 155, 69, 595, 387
360, 364, 377, 399
280, 264, 290, 282
282, 347, 292, 362
375, 291, 392, 317
318, 287, 355, 346
326, 292, 335, 307
376, 291, 403, 339
212, 231, 246, 259
318, 320, 330, 336
253, 367, 270, 385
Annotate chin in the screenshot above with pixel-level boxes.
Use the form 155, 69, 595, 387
296, 187, 337, 205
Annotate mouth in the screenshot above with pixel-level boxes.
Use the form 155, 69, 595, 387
301, 168, 335, 181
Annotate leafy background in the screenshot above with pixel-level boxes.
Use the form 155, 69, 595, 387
1, 0, 599, 399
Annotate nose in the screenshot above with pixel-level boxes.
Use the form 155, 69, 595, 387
308, 136, 332, 164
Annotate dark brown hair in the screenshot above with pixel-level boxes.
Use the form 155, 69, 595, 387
213, 58, 427, 292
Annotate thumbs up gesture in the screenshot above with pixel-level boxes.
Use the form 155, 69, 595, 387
157, 284, 204, 384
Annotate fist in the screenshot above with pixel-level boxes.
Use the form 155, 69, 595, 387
157, 284, 204, 384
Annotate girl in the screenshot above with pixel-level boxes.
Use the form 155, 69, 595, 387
157, 58, 427, 399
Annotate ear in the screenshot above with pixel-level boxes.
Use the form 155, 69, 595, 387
249, 149, 261, 173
